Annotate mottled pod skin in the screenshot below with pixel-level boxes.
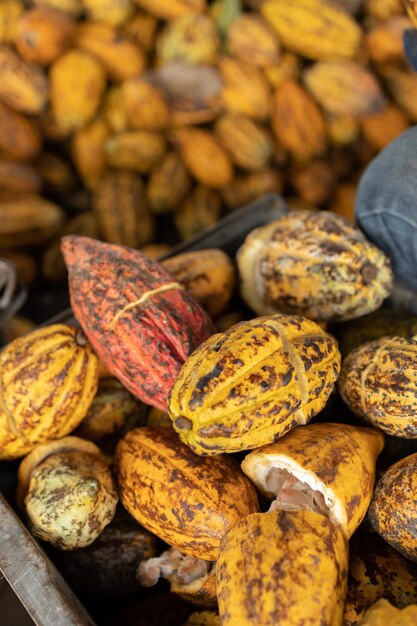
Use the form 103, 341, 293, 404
242, 422, 384, 538
357, 599, 417, 625
339, 336, 417, 437
114, 427, 259, 560
217, 510, 348, 626
237, 211, 393, 322
168, 314, 341, 455
369, 453, 417, 562
345, 530, 417, 625
0, 324, 98, 460
62, 236, 214, 411
184, 612, 221, 626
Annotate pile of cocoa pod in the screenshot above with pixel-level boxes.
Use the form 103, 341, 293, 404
2, 209, 417, 626
2, 0, 417, 301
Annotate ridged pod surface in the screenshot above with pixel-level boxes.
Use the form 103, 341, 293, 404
0, 325, 98, 460
147, 151, 191, 214
214, 114, 272, 171
227, 14, 280, 67
217, 510, 348, 626
237, 211, 393, 322
114, 427, 259, 560
0, 45, 48, 114
0, 194, 65, 248
168, 314, 341, 455
174, 128, 233, 189
62, 236, 214, 410
339, 336, 417, 437
219, 56, 271, 121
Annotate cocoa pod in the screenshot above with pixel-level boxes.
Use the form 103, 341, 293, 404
36, 152, 77, 195
366, 0, 405, 21
104, 87, 129, 133
72, 117, 109, 190
62, 236, 215, 410
1, 250, 37, 285
93, 171, 154, 248
291, 160, 337, 206
184, 612, 220, 626
227, 14, 280, 67
105, 132, 166, 173
82, 0, 135, 26
173, 128, 233, 188
157, 14, 219, 65
0, 0, 24, 44
219, 56, 271, 121
0, 195, 65, 248
122, 11, 158, 53
50, 49, 106, 133
366, 16, 412, 64
147, 151, 191, 214
221, 168, 283, 209
360, 104, 409, 151
15, 8, 75, 65
0, 161, 41, 195
404, 0, 417, 26
264, 52, 301, 89
75, 22, 145, 82
133, 0, 206, 21
272, 79, 326, 162
122, 78, 171, 130
0, 46, 48, 114
175, 187, 222, 240
214, 114, 273, 171
325, 114, 359, 148
0, 100, 41, 162
32, 0, 82, 16
381, 66, 417, 122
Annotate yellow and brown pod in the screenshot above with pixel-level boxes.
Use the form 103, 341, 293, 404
168, 314, 341, 455
162, 249, 236, 318
242, 422, 384, 538
17, 436, 117, 550
114, 427, 259, 560
0, 324, 98, 460
217, 510, 348, 626
357, 599, 417, 625
369, 453, 417, 562
183, 611, 221, 626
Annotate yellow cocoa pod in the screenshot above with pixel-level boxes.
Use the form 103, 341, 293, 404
326, 114, 359, 147
32, 0, 82, 16
264, 52, 301, 89
0, 161, 41, 195
221, 168, 284, 209
122, 78, 171, 130
272, 79, 326, 162
0, 195, 65, 248
358, 599, 417, 625
147, 151, 191, 214
304, 61, 386, 117
42, 212, 98, 283
404, 0, 417, 26
0, 46, 47, 114
75, 22, 145, 82
0, 101, 41, 162
1, 250, 37, 285
227, 14, 280, 67
366, 16, 411, 64
366, 0, 405, 21
0, 325, 98, 460
173, 127, 233, 188
162, 249, 236, 317
50, 50, 106, 134
360, 105, 409, 151
219, 56, 271, 121
122, 11, 158, 53
214, 114, 273, 171
330, 183, 357, 222
157, 14, 219, 65
380, 66, 417, 122
290, 160, 336, 206
105, 131, 166, 173
93, 170, 154, 247
36, 152, 76, 195
184, 612, 220, 626
262, 0, 362, 61
72, 117, 109, 190
104, 86, 129, 133
175, 186, 222, 240
82, 0, 135, 26
217, 510, 348, 626
2, 315, 35, 344
168, 314, 341, 455
0, 0, 24, 44
15, 8, 75, 65
133, 0, 206, 20
171, 564, 217, 608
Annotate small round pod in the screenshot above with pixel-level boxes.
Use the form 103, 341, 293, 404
357, 599, 417, 625
237, 210, 393, 322
217, 510, 348, 626
17, 436, 118, 550
184, 612, 221, 626
339, 336, 417, 437
168, 314, 341, 455
369, 453, 417, 562
114, 427, 259, 560
0, 324, 98, 460
137, 547, 217, 608
242, 422, 384, 538
162, 249, 236, 318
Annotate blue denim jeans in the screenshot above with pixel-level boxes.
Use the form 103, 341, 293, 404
355, 126, 417, 292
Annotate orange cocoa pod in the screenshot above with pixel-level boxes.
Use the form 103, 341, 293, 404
0, 46, 47, 114
140, 243, 171, 260
0, 101, 41, 162
214, 114, 273, 171
291, 160, 337, 206
147, 151, 191, 215
365, 16, 412, 64
330, 183, 357, 223
122, 79, 171, 131
264, 52, 301, 89
122, 11, 158, 53
31, 0, 82, 16
61, 236, 215, 410
82, 0, 135, 26
0, 195, 65, 248
103, 87, 129, 133
105, 132, 166, 173
0, 160, 41, 195
133, 0, 206, 20
378, 66, 417, 121
175, 187, 222, 240
15, 8, 75, 65
72, 117, 109, 190
360, 105, 409, 151
0, 0, 24, 44
219, 56, 271, 121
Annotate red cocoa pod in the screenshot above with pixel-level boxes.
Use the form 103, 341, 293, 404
61, 236, 215, 410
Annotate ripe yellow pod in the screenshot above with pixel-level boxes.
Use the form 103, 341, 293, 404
366, 16, 411, 65
217, 510, 348, 626
157, 14, 219, 65
357, 599, 417, 625
173, 128, 233, 188
0, 195, 65, 248
175, 186, 222, 240
75, 22, 145, 82
360, 105, 409, 151
367, 0, 405, 21
219, 56, 271, 121
264, 52, 301, 89
72, 117, 109, 190
0, 0, 24, 44
122, 12, 158, 53
82, 0, 135, 26
214, 114, 273, 171
0, 161, 41, 195
114, 427, 259, 560
133, 0, 206, 20
221, 168, 283, 209
184, 613, 220, 626
103, 86, 129, 133
0, 46, 47, 114
105, 131, 166, 173
15, 8, 75, 65
32, 0, 82, 16
147, 151, 191, 214
122, 78, 171, 130
227, 14, 280, 67
262, 0, 362, 61
326, 114, 359, 148
168, 314, 341, 455
0, 325, 99, 460
242, 422, 384, 538
50, 49, 106, 134
272, 79, 326, 162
